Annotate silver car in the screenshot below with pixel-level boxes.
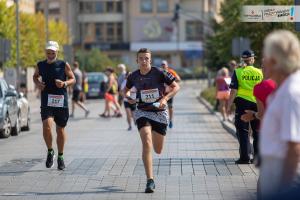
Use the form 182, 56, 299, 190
17, 92, 30, 131
0, 79, 20, 138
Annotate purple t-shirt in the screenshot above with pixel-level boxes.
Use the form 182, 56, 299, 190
126, 67, 175, 110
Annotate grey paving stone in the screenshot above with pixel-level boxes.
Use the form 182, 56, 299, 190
0, 81, 258, 200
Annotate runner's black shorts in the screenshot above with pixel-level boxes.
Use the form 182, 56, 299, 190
72, 90, 81, 101
40, 107, 69, 128
124, 102, 136, 111
136, 117, 167, 136
167, 97, 173, 108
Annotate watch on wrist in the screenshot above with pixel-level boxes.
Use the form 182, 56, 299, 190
64, 82, 67, 88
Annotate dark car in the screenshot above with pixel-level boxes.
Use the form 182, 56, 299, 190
0, 79, 20, 138
86, 72, 108, 99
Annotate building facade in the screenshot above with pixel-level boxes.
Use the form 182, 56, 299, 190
7, 0, 35, 14
35, 0, 223, 69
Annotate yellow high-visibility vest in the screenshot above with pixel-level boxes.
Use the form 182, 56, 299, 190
235, 66, 263, 103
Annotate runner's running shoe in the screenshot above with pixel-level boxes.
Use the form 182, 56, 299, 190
46, 150, 55, 168
145, 179, 155, 193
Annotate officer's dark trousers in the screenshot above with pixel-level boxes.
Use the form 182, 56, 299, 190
234, 97, 260, 161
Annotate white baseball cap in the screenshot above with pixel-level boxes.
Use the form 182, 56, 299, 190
161, 60, 168, 65
118, 63, 126, 70
45, 41, 59, 51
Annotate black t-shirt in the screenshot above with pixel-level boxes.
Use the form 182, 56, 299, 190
37, 59, 68, 108
126, 67, 175, 110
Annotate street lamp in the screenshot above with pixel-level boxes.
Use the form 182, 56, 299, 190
15, 0, 20, 89
45, 0, 49, 42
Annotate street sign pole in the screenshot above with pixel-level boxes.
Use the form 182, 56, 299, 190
295, 0, 300, 31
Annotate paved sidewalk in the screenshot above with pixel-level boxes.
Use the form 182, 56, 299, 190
0, 81, 257, 200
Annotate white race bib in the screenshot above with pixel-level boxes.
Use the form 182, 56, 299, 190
47, 94, 64, 107
140, 88, 159, 103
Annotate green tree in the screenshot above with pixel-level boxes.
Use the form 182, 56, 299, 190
75, 48, 119, 72
0, 0, 15, 39
205, 0, 295, 71
0, 1, 70, 68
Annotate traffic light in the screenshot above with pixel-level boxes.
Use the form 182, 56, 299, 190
172, 3, 180, 22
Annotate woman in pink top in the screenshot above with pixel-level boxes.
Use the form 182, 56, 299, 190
215, 67, 231, 121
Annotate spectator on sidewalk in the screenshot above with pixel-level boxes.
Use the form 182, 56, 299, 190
227, 50, 263, 164
258, 30, 300, 199
215, 67, 231, 121
228, 60, 238, 76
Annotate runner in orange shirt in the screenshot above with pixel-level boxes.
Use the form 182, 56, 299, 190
161, 60, 181, 128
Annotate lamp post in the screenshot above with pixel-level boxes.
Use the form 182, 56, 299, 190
45, 0, 49, 42
15, 0, 20, 89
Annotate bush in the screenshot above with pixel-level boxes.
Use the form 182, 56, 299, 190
200, 87, 216, 106
201, 87, 236, 113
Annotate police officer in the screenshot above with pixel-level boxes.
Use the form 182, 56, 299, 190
33, 41, 75, 170
227, 50, 263, 164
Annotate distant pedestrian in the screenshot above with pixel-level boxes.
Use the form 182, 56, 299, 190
33, 41, 75, 170
228, 60, 237, 76
80, 70, 88, 103
100, 68, 122, 118
215, 67, 231, 121
70, 61, 90, 118
117, 64, 127, 107
258, 30, 300, 199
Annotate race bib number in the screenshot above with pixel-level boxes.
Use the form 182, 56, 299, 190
47, 94, 64, 107
140, 88, 159, 103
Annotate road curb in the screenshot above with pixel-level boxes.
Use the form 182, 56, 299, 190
197, 96, 237, 139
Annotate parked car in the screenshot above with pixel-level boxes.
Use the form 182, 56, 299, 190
0, 79, 20, 138
17, 92, 30, 131
86, 72, 108, 99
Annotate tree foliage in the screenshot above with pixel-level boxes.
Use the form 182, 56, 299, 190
75, 48, 119, 72
0, 0, 70, 68
205, 0, 295, 71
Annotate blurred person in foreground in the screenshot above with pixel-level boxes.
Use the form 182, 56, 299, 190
258, 30, 300, 199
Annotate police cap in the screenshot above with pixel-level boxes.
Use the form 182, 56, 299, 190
241, 50, 255, 59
